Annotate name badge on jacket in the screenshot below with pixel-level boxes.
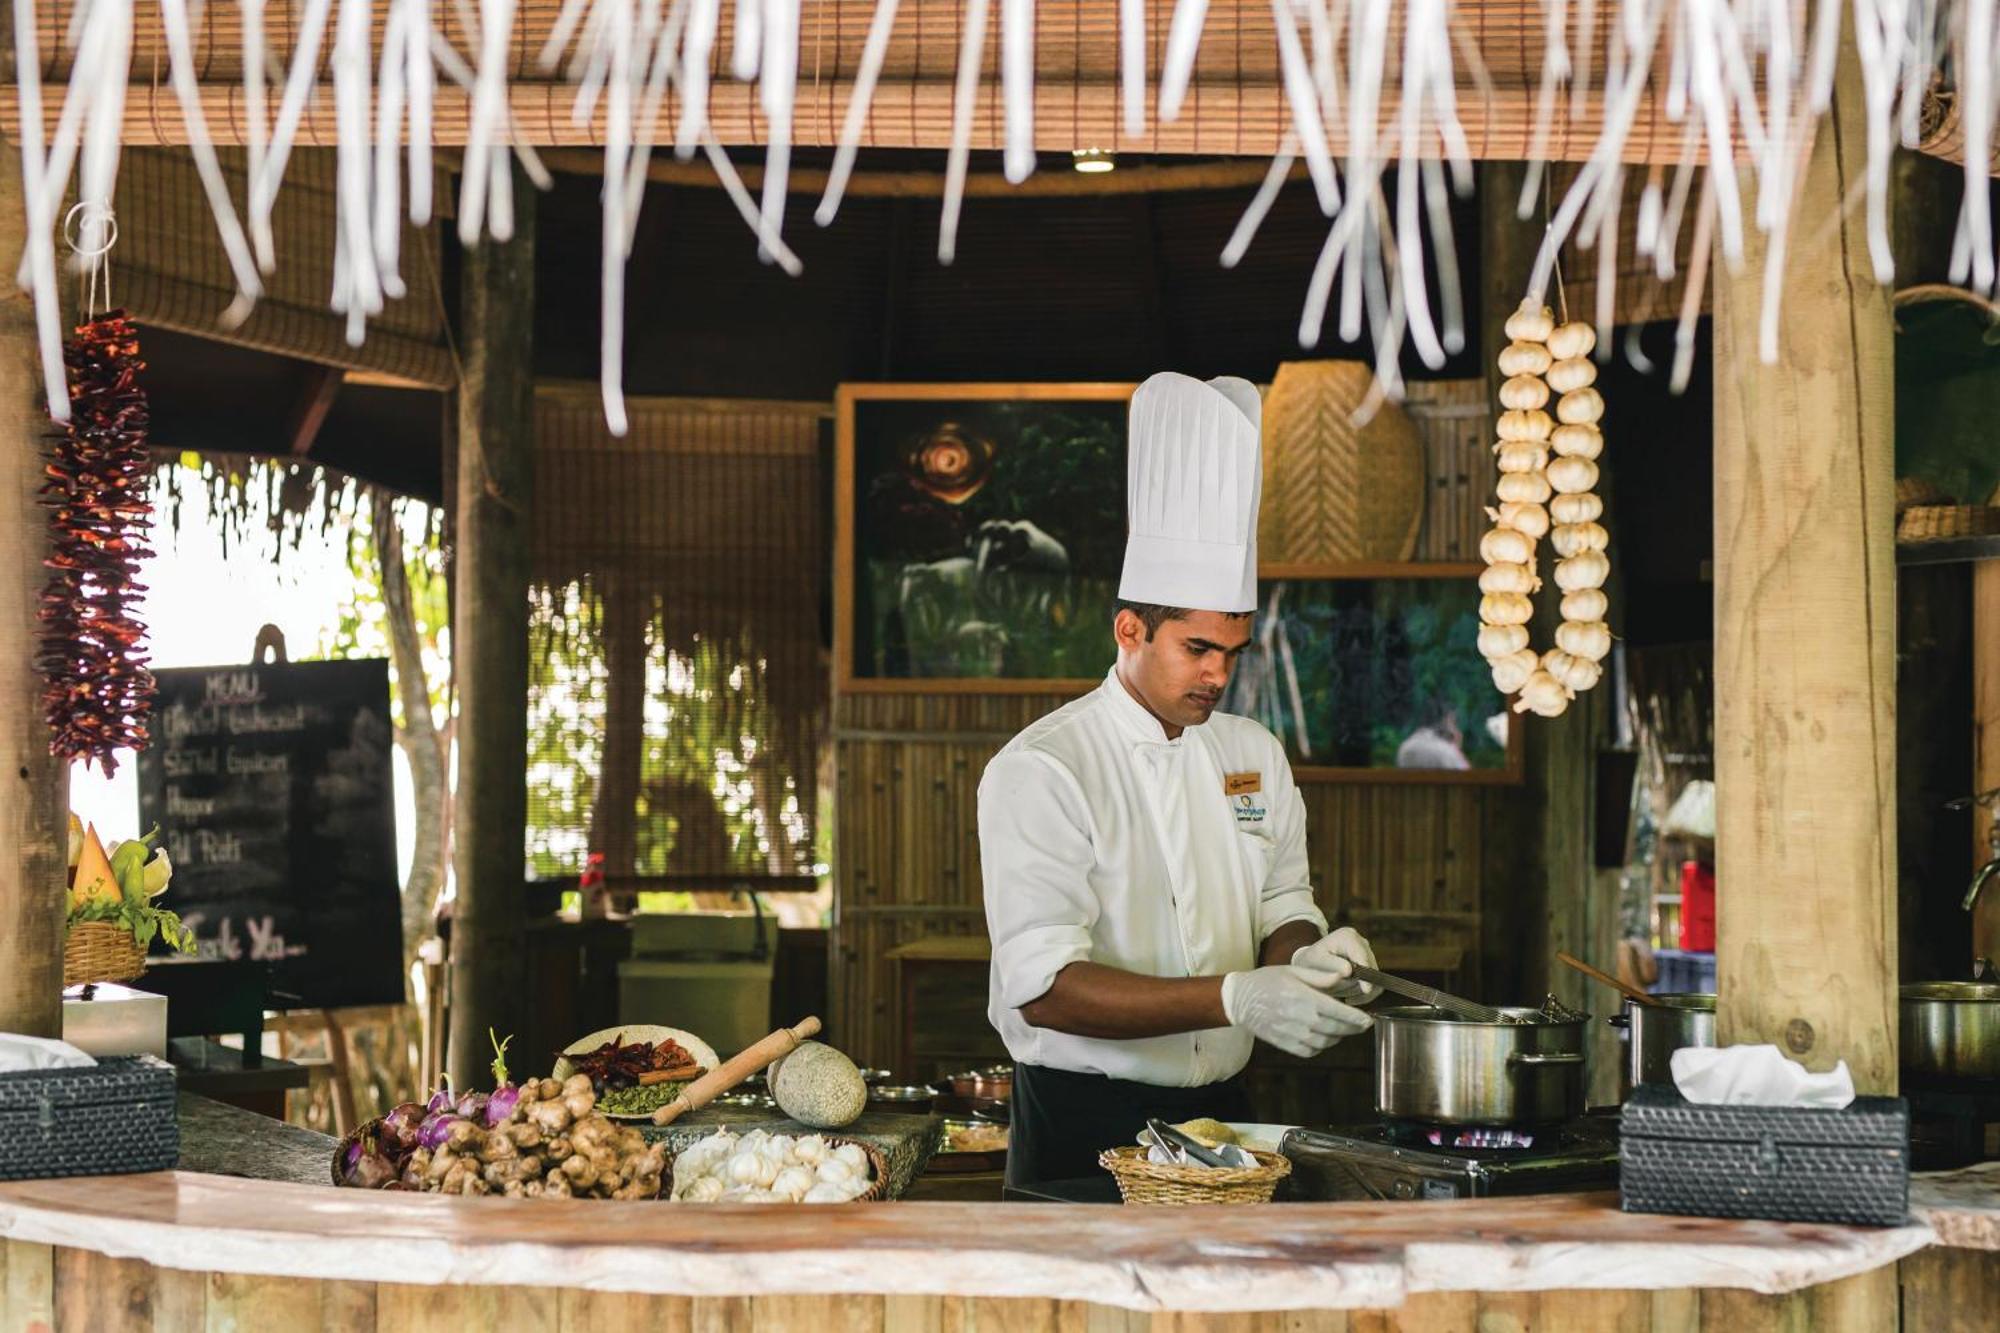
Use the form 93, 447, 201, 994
1225, 772, 1267, 825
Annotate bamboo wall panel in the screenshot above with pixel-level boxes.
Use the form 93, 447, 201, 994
6, 1241, 1998, 1332
1404, 380, 1491, 562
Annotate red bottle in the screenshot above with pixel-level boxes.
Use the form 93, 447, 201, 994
1679, 860, 1716, 953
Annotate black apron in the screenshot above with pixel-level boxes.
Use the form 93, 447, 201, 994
1005, 1062, 1255, 1189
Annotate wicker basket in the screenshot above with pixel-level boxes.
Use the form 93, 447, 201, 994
1897, 504, 2000, 542
1097, 1146, 1291, 1206
63, 920, 146, 987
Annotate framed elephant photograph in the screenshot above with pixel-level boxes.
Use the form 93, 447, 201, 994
835, 383, 1135, 693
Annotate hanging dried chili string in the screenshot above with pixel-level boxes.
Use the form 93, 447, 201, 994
37, 310, 155, 773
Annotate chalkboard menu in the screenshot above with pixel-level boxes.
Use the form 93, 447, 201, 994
137, 659, 404, 1010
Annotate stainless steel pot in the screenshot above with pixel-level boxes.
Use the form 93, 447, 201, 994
1374, 1006, 1588, 1126
1608, 993, 1715, 1088
1900, 982, 2000, 1083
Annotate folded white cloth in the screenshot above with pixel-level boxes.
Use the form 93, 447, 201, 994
1671, 1044, 1854, 1109
0, 1033, 97, 1074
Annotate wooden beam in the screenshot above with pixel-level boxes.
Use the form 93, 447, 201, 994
285, 365, 344, 458
0, 124, 68, 1037
1712, 36, 1898, 1093
1973, 562, 2000, 964
447, 162, 537, 1091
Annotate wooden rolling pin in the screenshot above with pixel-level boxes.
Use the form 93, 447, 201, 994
652, 1016, 821, 1125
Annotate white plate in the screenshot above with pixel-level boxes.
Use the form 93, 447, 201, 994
1223, 1122, 1300, 1154
553, 1024, 719, 1122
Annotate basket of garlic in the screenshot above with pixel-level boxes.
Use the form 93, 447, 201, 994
1478, 302, 1613, 720
667, 1127, 886, 1204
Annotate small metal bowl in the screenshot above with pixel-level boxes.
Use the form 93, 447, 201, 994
857, 1068, 895, 1086
865, 1084, 936, 1114
712, 1091, 777, 1110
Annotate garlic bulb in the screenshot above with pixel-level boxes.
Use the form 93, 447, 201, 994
1497, 409, 1554, 442
1496, 472, 1554, 504
832, 1143, 869, 1172
1551, 521, 1610, 557
1560, 588, 1609, 622
1493, 501, 1549, 540
1500, 375, 1550, 411
816, 1158, 856, 1186
1513, 670, 1573, 717
1477, 622, 1531, 659
1495, 443, 1548, 475
771, 1166, 817, 1201
793, 1135, 829, 1165
1505, 303, 1556, 342
1547, 321, 1597, 361
1546, 357, 1597, 394
1542, 649, 1603, 693
1498, 340, 1553, 377
1480, 592, 1534, 626
1490, 648, 1539, 695
1550, 424, 1603, 460
1479, 527, 1533, 566
1550, 493, 1604, 524
683, 1175, 727, 1202
1555, 619, 1613, 662
1479, 564, 1538, 597
1546, 456, 1599, 495
1556, 387, 1604, 426
1554, 551, 1611, 591
803, 1182, 857, 1203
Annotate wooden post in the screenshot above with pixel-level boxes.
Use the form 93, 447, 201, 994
448, 166, 537, 1090
1712, 38, 1898, 1092
1478, 163, 1601, 1087
0, 153, 70, 1036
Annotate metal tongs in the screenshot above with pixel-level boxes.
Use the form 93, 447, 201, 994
1343, 963, 1507, 1024
1144, 1118, 1232, 1168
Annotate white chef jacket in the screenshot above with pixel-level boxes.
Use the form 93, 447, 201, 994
980, 669, 1327, 1087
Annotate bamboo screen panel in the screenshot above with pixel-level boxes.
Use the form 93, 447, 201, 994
527, 390, 828, 884
114, 149, 455, 386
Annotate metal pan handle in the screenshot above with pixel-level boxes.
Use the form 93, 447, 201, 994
1507, 1050, 1585, 1066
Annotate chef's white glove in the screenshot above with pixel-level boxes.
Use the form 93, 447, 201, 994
1290, 927, 1381, 1003
1220, 966, 1373, 1058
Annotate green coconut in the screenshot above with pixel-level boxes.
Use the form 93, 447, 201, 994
768, 1040, 868, 1129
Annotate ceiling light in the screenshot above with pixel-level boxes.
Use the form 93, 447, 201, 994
1071, 148, 1116, 175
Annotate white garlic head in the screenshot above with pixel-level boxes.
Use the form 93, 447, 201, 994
1497, 409, 1555, 443
1479, 563, 1538, 598
832, 1143, 869, 1172
1500, 375, 1551, 411
1547, 321, 1597, 361
793, 1135, 829, 1165
1550, 492, 1604, 525
1498, 341, 1553, 377
1560, 589, 1609, 623
803, 1182, 859, 1203
1513, 670, 1573, 717
771, 1166, 817, 1201
1554, 551, 1611, 592
1551, 522, 1610, 558
681, 1175, 726, 1203
1493, 501, 1550, 540
1477, 622, 1531, 659
1556, 387, 1605, 426
1479, 592, 1534, 627
1495, 443, 1549, 475
1546, 457, 1599, 495
1550, 424, 1603, 460
1555, 619, 1614, 662
1480, 527, 1533, 566
1496, 472, 1554, 505
816, 1158, 856, 1186
1546, 357, 1597, 395
1505, 302, 1556, 342
1490, 648, 1540, 696
1542, 649, 1603, 693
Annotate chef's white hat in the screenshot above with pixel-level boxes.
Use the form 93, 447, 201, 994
1117, 372, 1264, 614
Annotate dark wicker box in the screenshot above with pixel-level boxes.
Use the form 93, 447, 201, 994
0, 1054, 178, 1181
1620, 1083, 1909, 1227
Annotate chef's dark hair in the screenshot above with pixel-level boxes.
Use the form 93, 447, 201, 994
1116, 601, 1250, 641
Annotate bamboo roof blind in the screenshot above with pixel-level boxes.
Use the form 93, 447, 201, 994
113, 149, 454, 385
526, 389, 827, 883
4, 0, 1704, 159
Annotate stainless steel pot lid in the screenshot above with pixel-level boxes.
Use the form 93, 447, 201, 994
1900, 982, 2000, 1002
1375, 1004, 1589, 1025
1632, 992, 1716, 1011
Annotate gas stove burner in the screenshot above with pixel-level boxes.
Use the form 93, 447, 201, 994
1426, 1127, 1537, 1150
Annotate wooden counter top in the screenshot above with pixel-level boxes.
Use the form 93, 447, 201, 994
2, 1168, 1984, 1312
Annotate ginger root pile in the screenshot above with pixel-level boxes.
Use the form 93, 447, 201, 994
401, 1074, 669, 1200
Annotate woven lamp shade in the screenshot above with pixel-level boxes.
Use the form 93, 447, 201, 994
1259, 361, 1426, 565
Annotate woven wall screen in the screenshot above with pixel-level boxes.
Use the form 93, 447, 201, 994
115, 149, 454, 387
526, 390, 828, 884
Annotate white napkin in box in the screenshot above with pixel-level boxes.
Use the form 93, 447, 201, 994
0, 1032, 98, 1074
1671, 1043, 1855, 1110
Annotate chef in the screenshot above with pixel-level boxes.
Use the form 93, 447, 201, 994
979, 372, 1380, 1188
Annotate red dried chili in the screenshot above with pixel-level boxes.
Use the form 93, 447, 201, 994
36, 311, 155, 774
